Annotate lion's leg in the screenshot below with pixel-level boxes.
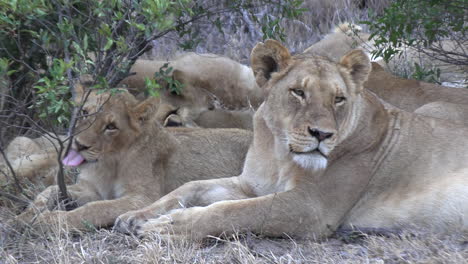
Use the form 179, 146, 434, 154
138, 189, 332, 240
64, 182, 102, 207
16, 185, 59, 223
115, 176, 248, 233
34, 194, 151, 230
17, 182, 101, 224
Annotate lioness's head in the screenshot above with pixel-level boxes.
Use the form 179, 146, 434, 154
62, 81, 157, 166
251, 40, 371, 170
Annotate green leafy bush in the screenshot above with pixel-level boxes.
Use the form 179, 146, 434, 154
363, 0, 466, 83
0, 0, 304, 199
0, 0, 304, 130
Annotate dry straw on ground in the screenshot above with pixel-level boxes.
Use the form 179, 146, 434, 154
1, 205, 467, 263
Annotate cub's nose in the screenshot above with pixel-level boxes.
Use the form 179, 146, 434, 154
308, 127, 334, 142
75, 140, 90, 152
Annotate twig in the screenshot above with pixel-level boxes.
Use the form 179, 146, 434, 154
0, 190, 30, 207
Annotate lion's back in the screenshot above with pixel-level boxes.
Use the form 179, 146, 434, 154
166, 128, 252, 190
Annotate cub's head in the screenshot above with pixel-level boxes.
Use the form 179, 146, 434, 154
62, 82, 157, 166
251, 40, 371, 171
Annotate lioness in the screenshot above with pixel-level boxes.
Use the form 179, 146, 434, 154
115, 40, 468, 240
17, 86, 251, 230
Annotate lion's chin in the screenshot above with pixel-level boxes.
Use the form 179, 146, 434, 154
292, 152, 328, 171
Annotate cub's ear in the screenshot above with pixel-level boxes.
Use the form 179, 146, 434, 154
339, 49, 371, 90
74, 82, 85, 104
250, 39, 292, 88
74, 74, 94, 103
132, 96, 159, 123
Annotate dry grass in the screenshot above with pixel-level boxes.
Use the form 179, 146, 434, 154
1, 207, 467, 263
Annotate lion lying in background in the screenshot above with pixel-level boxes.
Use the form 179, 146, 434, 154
415, 101, 468, 126
366, 62, 468, 112
17, 85, 251, 230
0, 134, 71, 187
303, 23, 372, 62
115, 41, 468, 241
120, 53, 262, 129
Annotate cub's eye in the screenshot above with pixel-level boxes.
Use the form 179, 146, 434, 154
105, 123, 117, 130
290, 88, 305, 98
335, 96, 346, 104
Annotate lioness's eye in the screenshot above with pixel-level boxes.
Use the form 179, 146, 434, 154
105, 123, 117, 130
290, 88, 305, 98
81, 109, 88, 117
335, 96, 346, 104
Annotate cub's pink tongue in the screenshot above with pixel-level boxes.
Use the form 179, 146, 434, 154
62, 149, 85, 167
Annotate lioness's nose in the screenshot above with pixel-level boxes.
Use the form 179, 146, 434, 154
308, 127, 334, 141
75, 140, 90, 152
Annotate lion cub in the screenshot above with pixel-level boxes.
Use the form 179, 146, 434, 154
17, 86, 251, 230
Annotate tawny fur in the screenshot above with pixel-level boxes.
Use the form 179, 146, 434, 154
0, 135, 71, 187
17, 88, 252, 230
115, 41, 468, 241
415, 101, 468, 126
366, 63, 468, 112
119, 53, 263, 129
303, 23, 372, 62
193, 108, 254, 131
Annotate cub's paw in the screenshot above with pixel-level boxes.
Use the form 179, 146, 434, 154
114, 211, 152, 235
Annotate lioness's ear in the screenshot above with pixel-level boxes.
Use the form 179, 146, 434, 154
251, 39, 292, 88
133, 96, 159, 123
339, 49, 371, 90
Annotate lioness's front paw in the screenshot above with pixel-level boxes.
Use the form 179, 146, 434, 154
114, 211, 152, 235
136, 207, 208, 241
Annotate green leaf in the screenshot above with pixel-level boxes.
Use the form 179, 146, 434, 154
104, 38, 114, 51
